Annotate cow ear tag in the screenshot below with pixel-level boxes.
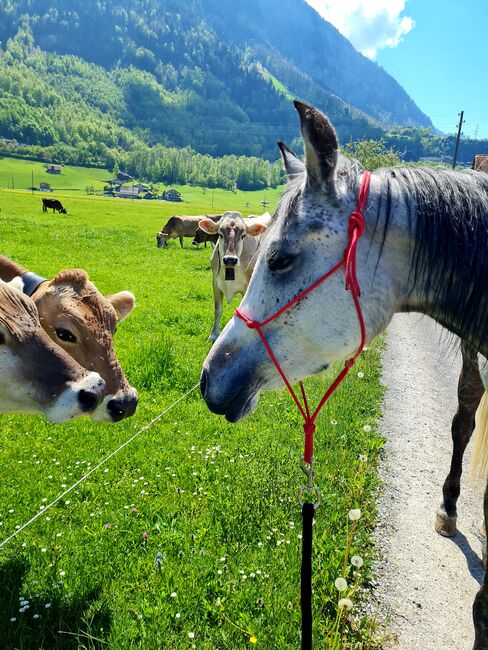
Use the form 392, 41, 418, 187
225, 267, 235, 281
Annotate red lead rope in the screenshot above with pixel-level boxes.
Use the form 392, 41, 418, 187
235, 171, 371, 464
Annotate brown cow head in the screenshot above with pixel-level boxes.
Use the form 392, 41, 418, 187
32, 269, 137, 422
0, 280, 105, 421
156, 231, 167, 248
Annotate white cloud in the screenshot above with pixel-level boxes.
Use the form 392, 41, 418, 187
306, 0, 414, 59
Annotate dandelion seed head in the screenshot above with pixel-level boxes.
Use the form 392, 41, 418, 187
334, 577, 348, 592
348, 509, 361, 521
351, 555, 363, 568
338, 597, 353, 610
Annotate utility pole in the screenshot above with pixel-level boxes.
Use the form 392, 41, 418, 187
474, 124, 479, 140
452, 110, 464, 169
31, 170, 34, 195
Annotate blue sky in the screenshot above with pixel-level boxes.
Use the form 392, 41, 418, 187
306, 0, 488, 139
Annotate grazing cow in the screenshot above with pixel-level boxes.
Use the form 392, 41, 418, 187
0, 256, 138, 422
192, 227, 218, 248
199, 211, 271, 341
0, 279, 105, 421
156, 214, 222, 248
42, 198, 67, 214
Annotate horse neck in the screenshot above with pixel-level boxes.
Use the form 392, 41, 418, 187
0, 255, 28, 282
374, 168, 488, 356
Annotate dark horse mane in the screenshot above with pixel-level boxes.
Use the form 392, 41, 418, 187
376, 166, 488, 352
275, 158, 488, 353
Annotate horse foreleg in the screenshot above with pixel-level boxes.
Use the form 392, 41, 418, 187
435, 342, 484, 537
474, 480, 488, 649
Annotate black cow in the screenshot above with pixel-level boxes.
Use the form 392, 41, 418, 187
42, 198, 67, 214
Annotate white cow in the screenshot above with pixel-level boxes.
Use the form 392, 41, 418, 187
199, 211, 271, 342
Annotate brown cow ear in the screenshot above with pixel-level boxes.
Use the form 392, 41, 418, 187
199, 218, 220, 234
107, 291, 135, 322
294, 100, 338, 193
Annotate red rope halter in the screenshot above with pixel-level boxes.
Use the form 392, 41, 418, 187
235, 171, 371, 464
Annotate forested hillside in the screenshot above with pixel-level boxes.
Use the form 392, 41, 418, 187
0, 0, 487, 186
0, 0, 384, 159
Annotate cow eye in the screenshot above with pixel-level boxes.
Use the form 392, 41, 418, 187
0, 332, 5, 345
56, 328, 77, 343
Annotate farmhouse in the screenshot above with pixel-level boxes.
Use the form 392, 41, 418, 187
161, 189, 182, 202
116, 171, 133, 183
119, 185, 141, 199
46, 164, 62, 174
39, 181, 52, 192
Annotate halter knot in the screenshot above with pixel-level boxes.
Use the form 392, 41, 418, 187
348, 211, 365, 238
235, 309, 258, 329
303, 420, 316, 436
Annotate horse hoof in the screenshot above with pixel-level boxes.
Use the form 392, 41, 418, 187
435, 508, 458, 537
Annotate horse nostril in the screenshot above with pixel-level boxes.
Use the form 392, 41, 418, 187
78, 389, 102, 413
107, 395, 138, 421
200, 369, 208, 399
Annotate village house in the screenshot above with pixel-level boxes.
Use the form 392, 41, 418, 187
46, 164, 62, 174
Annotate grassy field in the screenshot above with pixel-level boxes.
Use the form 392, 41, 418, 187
0, 160, 385, 649
0, 157, 279, 211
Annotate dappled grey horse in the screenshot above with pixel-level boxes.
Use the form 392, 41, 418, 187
201, 101, 488, 648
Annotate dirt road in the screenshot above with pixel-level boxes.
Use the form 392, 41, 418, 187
373, 313, 484, 649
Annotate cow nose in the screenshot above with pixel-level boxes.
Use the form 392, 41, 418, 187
107, 394, 138, 421
223, 256, 238, 266
78, 389, 103, 413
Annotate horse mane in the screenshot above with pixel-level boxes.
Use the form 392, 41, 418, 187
274, 156, 488, 351
376, 166, 488, 351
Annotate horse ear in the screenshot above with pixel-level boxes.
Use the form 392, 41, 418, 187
277, 141, 305, 179
199, 218, 220, 234
107, 291, 135, 322
294, 100, 338, 193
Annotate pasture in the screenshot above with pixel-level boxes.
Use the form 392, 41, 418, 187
0, 176, 385, 648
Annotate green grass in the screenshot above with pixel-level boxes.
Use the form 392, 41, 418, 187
0, 173, 385, 648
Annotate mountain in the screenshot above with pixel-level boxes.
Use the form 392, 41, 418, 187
1, 0, 486, 174
0, 0, 428, 158
200, 0, 432, 129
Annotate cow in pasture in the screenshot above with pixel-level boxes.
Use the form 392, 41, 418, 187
192, 227, 218, 248
0, 278, 105, 421
0, 255, 138, 422
156, 214, 222, 248
199, 211, 271, 342
42, 198, 67, 214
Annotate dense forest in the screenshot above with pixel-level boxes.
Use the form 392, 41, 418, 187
0, 0, 487, 189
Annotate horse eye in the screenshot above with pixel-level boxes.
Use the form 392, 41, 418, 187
267, 251, 297, 273
56, 328, 77, 343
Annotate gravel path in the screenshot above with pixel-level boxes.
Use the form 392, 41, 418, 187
373, 313, 484, 649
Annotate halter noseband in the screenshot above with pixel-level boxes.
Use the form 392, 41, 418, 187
235, 171, 371, 464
